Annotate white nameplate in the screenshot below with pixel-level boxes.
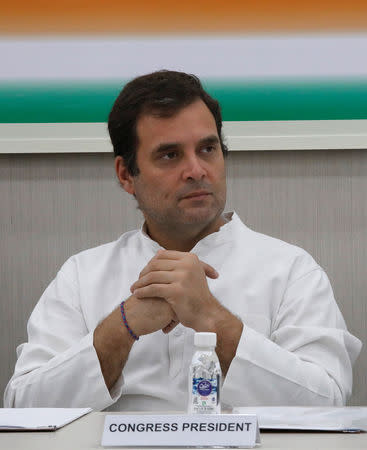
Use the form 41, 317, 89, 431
102, 414, 260, 448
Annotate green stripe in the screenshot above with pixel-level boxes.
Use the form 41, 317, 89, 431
1, 79, 367, 123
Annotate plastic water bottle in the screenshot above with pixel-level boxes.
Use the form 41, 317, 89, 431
188, 332, 221, 414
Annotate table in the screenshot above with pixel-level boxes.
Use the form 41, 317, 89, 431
1, 411, 367, 450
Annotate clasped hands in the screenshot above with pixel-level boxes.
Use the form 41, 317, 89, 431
128, 250, 220, 337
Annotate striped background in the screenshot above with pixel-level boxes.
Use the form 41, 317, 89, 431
1, 1, 367, 125
2, 0, 367, 33
1, 35, 367, 124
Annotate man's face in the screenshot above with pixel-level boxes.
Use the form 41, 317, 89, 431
128, 99, 227, 231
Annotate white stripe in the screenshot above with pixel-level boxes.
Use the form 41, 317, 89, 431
1, 33, 367, 80
1, 121, 367, 153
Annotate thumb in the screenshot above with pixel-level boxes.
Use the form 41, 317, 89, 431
201, 262, 219, 279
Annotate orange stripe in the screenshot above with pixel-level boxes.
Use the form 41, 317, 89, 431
1, 0, 367, 34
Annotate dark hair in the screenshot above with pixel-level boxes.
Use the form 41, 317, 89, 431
108, 70, 228, 176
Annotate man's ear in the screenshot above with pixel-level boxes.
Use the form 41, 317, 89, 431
115, 156, 135, 195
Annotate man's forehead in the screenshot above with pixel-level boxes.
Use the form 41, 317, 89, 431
136, 100, 218, 144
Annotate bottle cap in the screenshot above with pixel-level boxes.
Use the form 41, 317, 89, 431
194, 332, 217, 347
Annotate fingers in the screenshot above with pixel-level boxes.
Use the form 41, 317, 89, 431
138, 249, 219, 280
201, 261, 219, 279
156, 250, 218, 278
131, 271, 174, 293
133, 283, 169, 299
153, 249, 184, 260
132, 250, 219, 301
138, 259, 176, 279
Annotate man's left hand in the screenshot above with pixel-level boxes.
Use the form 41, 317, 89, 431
130, 250, 222, 331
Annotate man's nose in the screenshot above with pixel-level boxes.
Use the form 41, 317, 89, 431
182, 155, 207, 181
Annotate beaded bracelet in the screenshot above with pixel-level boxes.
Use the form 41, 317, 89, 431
120, 301, 139, 341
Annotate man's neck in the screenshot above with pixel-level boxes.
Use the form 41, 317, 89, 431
144, 214, 228, 252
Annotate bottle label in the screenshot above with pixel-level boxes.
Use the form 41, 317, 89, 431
191, 377, 219, 413
197, 380, 212, 396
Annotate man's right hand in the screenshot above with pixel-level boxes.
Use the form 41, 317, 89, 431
93, 294, 177, 391
122, 294, 178, 337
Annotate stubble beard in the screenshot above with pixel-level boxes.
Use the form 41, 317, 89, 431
133, 170, 227, 236
136, 191, 226, 234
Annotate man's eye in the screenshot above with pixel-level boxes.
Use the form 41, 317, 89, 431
202, 146, 215, 153
162, 152, 177, 160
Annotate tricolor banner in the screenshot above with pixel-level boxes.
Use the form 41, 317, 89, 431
1, 1, 367, 152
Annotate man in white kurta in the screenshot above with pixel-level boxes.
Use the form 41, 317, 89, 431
4, 70, 362, 410
4, 212, 361, 410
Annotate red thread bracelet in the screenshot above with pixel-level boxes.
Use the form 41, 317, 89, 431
120, 301, 139, 341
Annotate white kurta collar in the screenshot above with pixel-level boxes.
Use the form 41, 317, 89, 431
138, 211, 245, 253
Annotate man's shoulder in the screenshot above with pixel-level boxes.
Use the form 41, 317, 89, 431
249, 227, 307, 256
234, 214, 320, 271
234, 215, 308, 257
59, 228, 141, 274
77, 229, 140, 259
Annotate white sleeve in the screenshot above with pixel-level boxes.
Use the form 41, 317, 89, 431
222, 268, 362, 407
3, 266, 123, 410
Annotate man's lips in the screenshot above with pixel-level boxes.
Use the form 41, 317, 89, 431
182, 191, 211, 199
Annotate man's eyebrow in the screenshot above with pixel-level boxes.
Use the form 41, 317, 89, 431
197, 135, 220, 146
153, 135, 219, 154
153, 142, 182, 154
